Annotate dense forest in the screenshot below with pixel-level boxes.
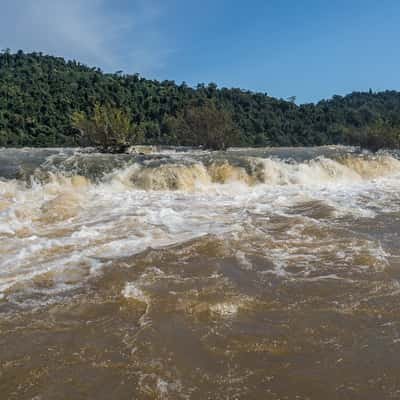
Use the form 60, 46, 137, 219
1, 50, 400, 149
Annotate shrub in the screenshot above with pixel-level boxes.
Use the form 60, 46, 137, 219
71, 103, 142, 150
165, 102, 239, 150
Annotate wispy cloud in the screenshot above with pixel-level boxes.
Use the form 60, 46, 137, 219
0, 0, 173, 74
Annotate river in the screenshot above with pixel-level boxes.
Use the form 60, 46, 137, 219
1, 146, 400, 399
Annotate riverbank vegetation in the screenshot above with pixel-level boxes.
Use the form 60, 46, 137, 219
163, 101, 239, 150
71, 103, 142, 151
1, 50, 400, 150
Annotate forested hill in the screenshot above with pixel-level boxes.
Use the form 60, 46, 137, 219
1, 50, 400, 148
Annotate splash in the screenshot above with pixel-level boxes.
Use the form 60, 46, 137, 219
1, 147, 400, 303
130, 163, 211, 191
124, 154, 400, 190
2, 146, 400, 399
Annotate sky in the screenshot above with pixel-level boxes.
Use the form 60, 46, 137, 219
1, 0, 399, 103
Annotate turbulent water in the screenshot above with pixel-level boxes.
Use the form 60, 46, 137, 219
1, 146, 400, 399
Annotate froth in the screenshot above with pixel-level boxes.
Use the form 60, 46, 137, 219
122, 282, 149, 305
130, 163, 210, 191
1, 150, 400, 304
119, 154, 400, 191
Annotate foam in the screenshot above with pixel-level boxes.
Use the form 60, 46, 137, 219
210, 302, 240, 317
122, 282, 149, 305
1, 150, 399, 302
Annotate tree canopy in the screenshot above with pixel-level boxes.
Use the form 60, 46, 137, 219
1, 50, 400, 149
164, 101, 239, 150
71, 103, 142, 150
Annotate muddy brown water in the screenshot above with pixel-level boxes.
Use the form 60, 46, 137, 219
1, 146, 400, 399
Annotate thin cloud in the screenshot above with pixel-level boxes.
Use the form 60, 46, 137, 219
0, 0, 173, 74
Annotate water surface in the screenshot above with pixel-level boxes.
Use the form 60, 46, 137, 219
1, 146, 400, 399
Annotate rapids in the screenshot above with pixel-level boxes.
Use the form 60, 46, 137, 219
1, 146, 400, 399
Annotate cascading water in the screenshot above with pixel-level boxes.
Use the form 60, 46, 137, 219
1, 146, 400, 399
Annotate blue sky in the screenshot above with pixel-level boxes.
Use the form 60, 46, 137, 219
1, 0, 399, 103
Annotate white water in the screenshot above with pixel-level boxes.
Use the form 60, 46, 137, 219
1, 150, 400, 303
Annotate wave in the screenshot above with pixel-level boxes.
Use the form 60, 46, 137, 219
1, 149, 400, 304
116, 154, 400, 191
2, 153, 400, 195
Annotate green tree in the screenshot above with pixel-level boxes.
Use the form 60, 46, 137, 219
165, 102, 239, 150
71, 103, 142, 150
2, 51, 400, 149
346, 118, 400, 151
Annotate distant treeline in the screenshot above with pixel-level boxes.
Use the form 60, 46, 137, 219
1, 50, 400, 149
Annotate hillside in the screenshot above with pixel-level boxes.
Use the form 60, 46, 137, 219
1, 50, 400, 148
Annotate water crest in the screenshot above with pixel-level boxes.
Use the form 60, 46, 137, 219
1, 146, 400, 399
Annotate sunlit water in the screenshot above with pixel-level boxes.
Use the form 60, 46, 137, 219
1, 146, 400, 399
